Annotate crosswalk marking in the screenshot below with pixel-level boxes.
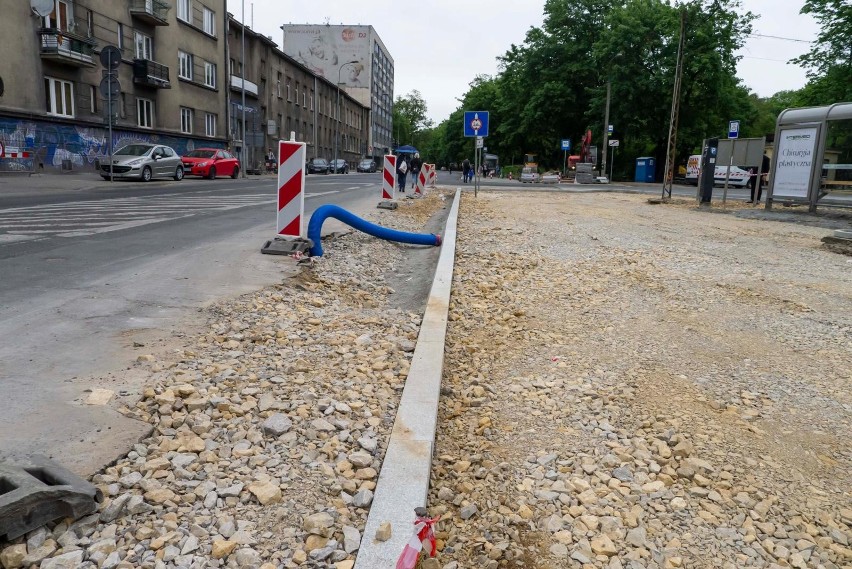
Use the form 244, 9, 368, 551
0, 193, 271, 242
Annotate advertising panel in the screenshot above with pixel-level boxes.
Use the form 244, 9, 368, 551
772, 127, 819, 199
281, 25, 371, 106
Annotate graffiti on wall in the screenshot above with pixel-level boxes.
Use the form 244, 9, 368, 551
0, 116, 225, 172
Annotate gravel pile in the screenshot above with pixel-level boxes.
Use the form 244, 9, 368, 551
0, 192, 450, 569
428, 192, 851, 569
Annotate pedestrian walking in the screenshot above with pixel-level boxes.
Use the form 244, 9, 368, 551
748, 154, 771, 204
462, 158, 471, 183
410, 152, 422, 190
396, 154, 408, 193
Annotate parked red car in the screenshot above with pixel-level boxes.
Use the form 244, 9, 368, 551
181, 148, 240, 179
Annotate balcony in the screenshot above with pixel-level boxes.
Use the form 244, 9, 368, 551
230, 75, 258, 97
129, 0, 170, 26
38, 29, 97, 67
133, 59, 171, 88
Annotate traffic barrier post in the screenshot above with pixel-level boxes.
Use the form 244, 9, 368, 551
260, 139, 313, 256
378, 154, 398, 210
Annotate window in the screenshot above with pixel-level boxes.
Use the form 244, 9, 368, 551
229, 58, 235, 76
117, 23, 124, 49
120, 93, 127, 118
204, 61, 216, 88
89, 85, 97, 113
295, 82, 300, 106
203, 7, 215, 35
44, 77, 74, 117
180, 107, 193, 134
286, 80, 291, 101
310, 92, 314, 111
86, 9, 93, 37
137, 98, 153, 128
178, 51, 193, 80
134, 31, 152, 60
43, 0, 70, 31
177, 0, 191, 22
302, 90, 306, 108
205, 113, 216, 137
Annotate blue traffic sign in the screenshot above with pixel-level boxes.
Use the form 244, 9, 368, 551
561, 139, 571, 151
464, 111, 489, 137
728, 120, 740, 139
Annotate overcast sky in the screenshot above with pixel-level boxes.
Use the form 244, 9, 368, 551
235, 0, 820, 124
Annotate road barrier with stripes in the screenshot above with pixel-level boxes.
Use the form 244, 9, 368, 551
426, 164, 436, 188
382, 155, 396, 200
276, 140, 306, 237
0, 144, 37, 175
414, 168, 426, 197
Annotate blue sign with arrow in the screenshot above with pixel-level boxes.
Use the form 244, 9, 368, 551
464, 111, 489, 137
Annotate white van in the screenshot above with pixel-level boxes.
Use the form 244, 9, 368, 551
685, 154, 751, 187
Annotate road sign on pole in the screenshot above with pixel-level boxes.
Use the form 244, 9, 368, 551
728, 120, 740, 139
561, 139, 571, 151
464, 111, 489, 137
608, 140, 620, 147
608, 124, 614, 135
476, 136, 483, 149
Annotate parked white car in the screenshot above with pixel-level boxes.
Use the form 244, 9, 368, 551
685, 154, 751, 187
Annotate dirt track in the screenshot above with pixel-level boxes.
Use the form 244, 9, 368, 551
429, 192, 852, 569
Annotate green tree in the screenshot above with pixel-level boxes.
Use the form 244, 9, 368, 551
393, 91, 433, 149
792, 0, 852, 103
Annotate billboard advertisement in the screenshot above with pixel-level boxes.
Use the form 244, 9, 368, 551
773, 126, 819, 199
281, 25, 371, 106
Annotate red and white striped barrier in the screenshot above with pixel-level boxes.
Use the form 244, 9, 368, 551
1, 147, 30, 159
277, 140, 306, 237
382, 155, 396, 200
415, 167, 427, 196
426, 164, 437, 187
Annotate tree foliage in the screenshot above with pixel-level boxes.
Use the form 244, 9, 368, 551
792, 0, 852, 104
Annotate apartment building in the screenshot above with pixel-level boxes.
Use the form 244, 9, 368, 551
0, 0, 227, 172
280, 24, 394, 163
227, 17, 369, 173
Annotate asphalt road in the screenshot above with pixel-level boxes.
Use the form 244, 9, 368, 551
0, 171, 388, 473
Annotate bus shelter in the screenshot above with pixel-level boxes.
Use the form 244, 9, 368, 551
767, 102, 852, 212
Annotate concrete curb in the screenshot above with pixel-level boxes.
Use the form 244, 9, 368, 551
354, 189, 460, 568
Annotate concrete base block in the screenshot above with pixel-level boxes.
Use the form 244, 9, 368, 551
377, 200, 398, 210
260, 237, 313, 256
0, 455, 102, 540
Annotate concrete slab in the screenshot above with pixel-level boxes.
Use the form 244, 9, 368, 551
355, 190, 460, 568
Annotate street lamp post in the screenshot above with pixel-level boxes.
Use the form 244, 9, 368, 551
334, 61, 358, 173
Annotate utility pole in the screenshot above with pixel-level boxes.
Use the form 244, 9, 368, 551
602, 80, 611, 177
240, 0, 246, 178
662, 9, 686, 199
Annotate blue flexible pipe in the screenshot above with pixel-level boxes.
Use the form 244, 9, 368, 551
307, 204, 441, 257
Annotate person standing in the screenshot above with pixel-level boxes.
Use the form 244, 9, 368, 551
462, 158, 471, 183
410, 152, 423, 190
748, 154, 771, 203
396, 154, 408, 193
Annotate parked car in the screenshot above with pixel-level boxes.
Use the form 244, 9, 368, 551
520, 167, 540, 183
181, 148, 240, 179
329, 159, 349, 174
307, 158, 330, 174
541, 171, 561, 184
685, 154, 751, 187
357, 158, 376, 173
100, 143, 184, 182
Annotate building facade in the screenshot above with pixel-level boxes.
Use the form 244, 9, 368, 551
227, 17, 369, 173
279, 24, 394, 163
0, 0, 229, 172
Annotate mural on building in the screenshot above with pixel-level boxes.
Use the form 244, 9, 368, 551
0, 116, 224, 172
